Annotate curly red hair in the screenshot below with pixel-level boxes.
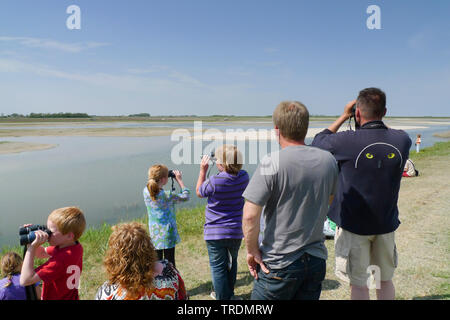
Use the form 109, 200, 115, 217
103, 222, 157, 300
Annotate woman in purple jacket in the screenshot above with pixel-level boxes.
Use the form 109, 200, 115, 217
196, 144, 249, 300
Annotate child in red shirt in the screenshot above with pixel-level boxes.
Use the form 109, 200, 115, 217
20, 207, 86, 300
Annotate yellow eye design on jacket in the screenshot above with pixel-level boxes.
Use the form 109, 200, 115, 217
355, 143, 403, 169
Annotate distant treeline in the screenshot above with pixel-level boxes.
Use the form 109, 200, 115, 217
0, 113, 91, 118
128, 113, 151, 117
1, 113, 449, 119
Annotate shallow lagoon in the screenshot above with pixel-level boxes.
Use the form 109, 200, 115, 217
0, 120, 448, 248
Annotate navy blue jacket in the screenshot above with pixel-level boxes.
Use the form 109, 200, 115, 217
311, 121, 412, 235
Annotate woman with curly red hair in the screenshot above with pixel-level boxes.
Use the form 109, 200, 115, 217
95, 222, 187, 300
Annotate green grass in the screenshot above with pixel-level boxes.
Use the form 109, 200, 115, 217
410, 141, 450, 161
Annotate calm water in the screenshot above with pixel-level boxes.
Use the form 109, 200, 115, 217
0, 120, 448, 248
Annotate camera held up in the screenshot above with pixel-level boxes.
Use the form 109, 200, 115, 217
168, 170, 176, 178
200, 151, 217, 178
167, 170, 180, 191
19, 225, 52, 246
200, 151, 216, 162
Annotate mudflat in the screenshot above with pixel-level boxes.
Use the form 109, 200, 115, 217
0, 141, 57, 154
0, 118, 437, 155
0, 120, 427, 140
434, 131, 450, 139
0, 127, 188, 138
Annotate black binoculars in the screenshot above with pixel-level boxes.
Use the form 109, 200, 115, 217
19, 225, 52, 246
350, 103, 360, 130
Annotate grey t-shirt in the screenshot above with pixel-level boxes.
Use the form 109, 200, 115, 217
243, 145, 338, 269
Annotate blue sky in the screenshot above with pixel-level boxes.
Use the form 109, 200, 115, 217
1, 0, 449, 116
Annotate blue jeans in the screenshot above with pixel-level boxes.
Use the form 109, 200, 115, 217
251, 253, 326, 300
206, 239, 242, 300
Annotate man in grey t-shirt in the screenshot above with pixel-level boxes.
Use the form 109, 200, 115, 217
242, 101, 338, 300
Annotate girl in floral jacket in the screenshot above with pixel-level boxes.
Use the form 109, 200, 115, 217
143, 164, 190, 267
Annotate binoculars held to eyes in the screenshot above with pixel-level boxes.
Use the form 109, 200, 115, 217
19, 225, 52, 246
350, 103, 360, 130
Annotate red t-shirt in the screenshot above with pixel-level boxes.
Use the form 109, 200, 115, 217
35, 242, 83, 300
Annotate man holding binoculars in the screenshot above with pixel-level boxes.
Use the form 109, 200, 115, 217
312, 88, 412, 300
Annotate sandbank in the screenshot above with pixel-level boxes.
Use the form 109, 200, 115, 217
0, 141, 57, 155
0, 127, 191, 138
0, 120, 430, 142
433, 131, 450, 139
190, 125, 429, 141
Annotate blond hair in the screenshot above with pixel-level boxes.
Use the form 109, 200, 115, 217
215, 144, 243, 175
48, 207, 86, 241
103, 222, 157, 300
147, 164, 169, 201
1, 252, 22, 288
273, 101, 309, 142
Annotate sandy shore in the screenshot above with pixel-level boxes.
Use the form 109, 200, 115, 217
387, 119, 450, 126
0, 141, 57, 154
433, 130, 450, 138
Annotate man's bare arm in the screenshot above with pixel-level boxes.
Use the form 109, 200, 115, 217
243, 200, 269, 279
327, 100, 356, 133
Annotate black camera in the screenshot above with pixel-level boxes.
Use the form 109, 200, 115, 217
19, 225, 52, 246
167, 170, 179, 191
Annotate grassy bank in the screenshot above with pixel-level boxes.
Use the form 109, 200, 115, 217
2, 142, 449, 300
409, 141, 450, 161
